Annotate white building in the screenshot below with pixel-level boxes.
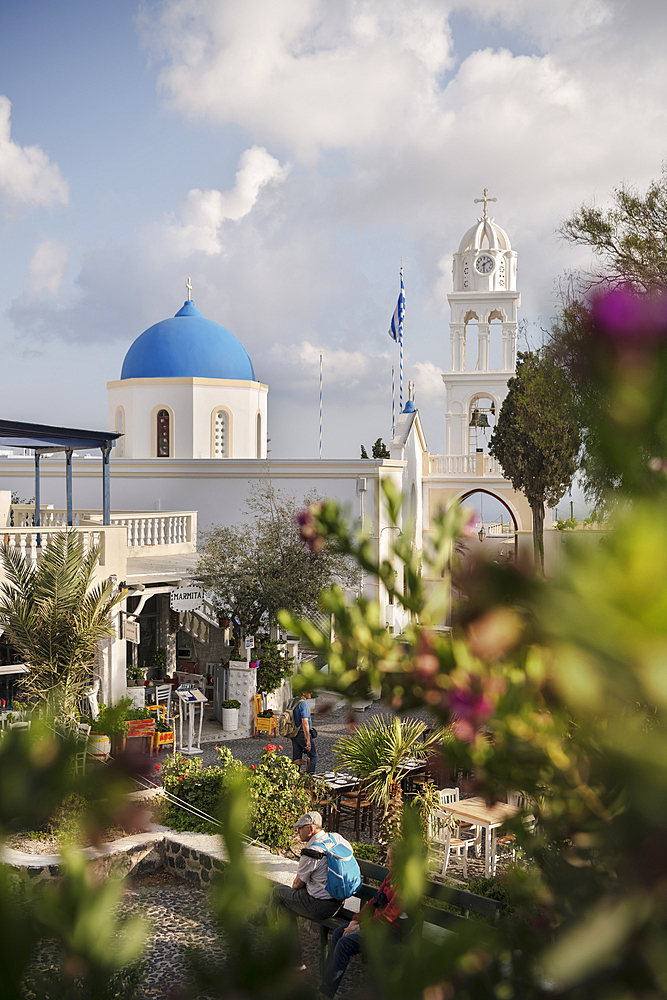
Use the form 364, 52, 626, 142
1, 192, 544, 713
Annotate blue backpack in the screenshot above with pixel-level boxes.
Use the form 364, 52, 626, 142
316, 834, 362, 900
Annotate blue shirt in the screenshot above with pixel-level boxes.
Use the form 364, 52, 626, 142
292, 697, 311, 732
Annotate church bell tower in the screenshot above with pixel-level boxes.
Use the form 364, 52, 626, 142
443, 190, 520, 458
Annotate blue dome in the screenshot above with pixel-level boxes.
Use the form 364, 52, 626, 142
403, 400, 416, 413
120, 301, 256, 381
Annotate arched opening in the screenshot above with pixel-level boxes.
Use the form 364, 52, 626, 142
464, 314, 478, 372
457, 488, 518, 564
157, 409, 170, 458
488, 309, 504, 371
468, 393, 497, 456
256, 412, 262, 459
114, 407, 124, 457
213, 409, 228, 458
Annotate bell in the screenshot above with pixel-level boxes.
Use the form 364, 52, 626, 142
469, 409, 480, 427
490, 402, 496, 416
477, 412, 490, 428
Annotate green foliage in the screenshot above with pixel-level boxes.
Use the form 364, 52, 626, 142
372, 437, 391, 459
351, 842, 381, 862
360, 444, 369, 458
221, 699, 241, 709
152, 647, 167, 670
0, 530, 123, 733
159, 751, 241, 833
255, 638, 293, 694
246, 746, 310, 848
556, 516, 578, 531
560, 165, 667, 292
489, 350, 580, 570
193, 480, 356, 635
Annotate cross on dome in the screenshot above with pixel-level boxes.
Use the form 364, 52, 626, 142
408, 380, 414, 401
474, 188, 497, 220
186, 276, 193, 301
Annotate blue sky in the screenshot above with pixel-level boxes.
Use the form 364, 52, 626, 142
1, 0, 665, 478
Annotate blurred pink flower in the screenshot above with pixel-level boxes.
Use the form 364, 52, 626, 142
296, 504, 325, 552
592, 288, 667, 345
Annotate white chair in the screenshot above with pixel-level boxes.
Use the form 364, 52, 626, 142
429, 808, 469, 878
155, 683, 173, 720
493, 793, 536, 873
507, 791, 526, 808
439, 787, 481, 857
9, 720, 31, 732
74, 722, 91, 776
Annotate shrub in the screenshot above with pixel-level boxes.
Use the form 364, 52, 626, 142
159, 752, 241, 833
255, 639, 294, 694
246, 746, 310, 848
221, 699, 241, 710
351, 843, 381, 863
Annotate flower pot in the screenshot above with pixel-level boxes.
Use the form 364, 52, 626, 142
222, 707, 239, 732
88, 734, 110, 762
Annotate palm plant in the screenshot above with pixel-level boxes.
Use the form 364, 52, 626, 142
334, 715, 445, 846
0, 530, 123, 733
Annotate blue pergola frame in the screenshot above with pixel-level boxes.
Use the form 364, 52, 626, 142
0, 418, 122, 532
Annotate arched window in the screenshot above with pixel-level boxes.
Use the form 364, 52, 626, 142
157, 409, 170, 457
214, 409, 228, 458
256, 412, 262, 458
114, 407, 124, 457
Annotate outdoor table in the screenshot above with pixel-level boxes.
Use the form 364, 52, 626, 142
311, 772, 360, 825
398, 758, 427, 792
438, 798, 521, 877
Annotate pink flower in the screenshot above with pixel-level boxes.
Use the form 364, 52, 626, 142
296, 504, 325, 552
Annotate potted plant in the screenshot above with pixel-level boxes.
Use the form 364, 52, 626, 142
221, 698, 241, 732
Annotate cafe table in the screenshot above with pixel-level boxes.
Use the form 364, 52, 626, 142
438, 798, 521, 877
311, 772, 361, 825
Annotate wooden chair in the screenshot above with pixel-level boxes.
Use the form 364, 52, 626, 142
253, 693, 277, 739
429, 808, 469, 878
122, 718, 155, 752
492, 792, 535, 873
335, 781, 374, 842
147, 704, 174, 756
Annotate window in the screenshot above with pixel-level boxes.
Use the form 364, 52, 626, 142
157, 409, 170, 457
256, 412, 262, 458
214, 409, 228, 458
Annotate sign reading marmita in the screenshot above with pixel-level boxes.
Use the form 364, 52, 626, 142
169, 585, 205, 613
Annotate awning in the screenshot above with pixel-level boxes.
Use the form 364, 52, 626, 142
0, 663, 29, 676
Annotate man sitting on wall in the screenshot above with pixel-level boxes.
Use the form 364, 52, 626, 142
270, 811, 343, 970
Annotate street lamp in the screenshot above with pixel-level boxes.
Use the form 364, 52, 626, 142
478, 525, 486, 542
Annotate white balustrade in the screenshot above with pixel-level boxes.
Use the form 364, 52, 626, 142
7, 508, 197, 552
0, 528, 102, 568
428, 454, 503, 476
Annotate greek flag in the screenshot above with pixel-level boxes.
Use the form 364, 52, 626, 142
389, 267, 405, 343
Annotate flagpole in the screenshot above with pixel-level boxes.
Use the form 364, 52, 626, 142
399, 329, 403, 413
391, 366, 395, 438
319, 352, 323, 460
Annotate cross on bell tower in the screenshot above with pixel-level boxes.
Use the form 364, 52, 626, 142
473, 188, 497, 220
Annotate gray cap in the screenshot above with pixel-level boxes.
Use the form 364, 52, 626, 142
294, 811, 323, 830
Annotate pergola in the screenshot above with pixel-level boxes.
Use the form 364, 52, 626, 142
0, 418, 122, 528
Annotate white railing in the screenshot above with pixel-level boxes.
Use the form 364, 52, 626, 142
0, 527, 103, 567
428, 454, 503, 476
9, 507, 197, 552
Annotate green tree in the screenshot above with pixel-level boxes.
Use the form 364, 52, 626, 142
372, 437, 390, 459
560, 164, 667, 292
360, 444, 369, 458
0, 531, 123, 733
489, 350, 580, 571
193, 481, 356, 637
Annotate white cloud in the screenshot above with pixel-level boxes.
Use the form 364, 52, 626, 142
28, 238, 69, 295
161, 145, 290, 255
0, 96, 69, 211
272, 339, 390, 391
412, 360, 444, 404
138, 0, 454, 161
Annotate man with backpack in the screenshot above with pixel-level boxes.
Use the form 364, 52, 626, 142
284, 690, 318, 774
270, 811, 358, 971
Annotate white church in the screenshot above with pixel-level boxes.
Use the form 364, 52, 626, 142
1, 192, 540, 720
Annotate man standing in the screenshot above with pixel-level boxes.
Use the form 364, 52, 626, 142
290, 690, 318, 774
270, 811, 343, 970
319, 847, 403, 998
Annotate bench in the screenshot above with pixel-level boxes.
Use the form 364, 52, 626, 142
314, 858, 501, 971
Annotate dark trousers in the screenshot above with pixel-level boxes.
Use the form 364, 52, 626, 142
270, 884, 340, 964
320, 922, 361, 997
291, 731, 318, 774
